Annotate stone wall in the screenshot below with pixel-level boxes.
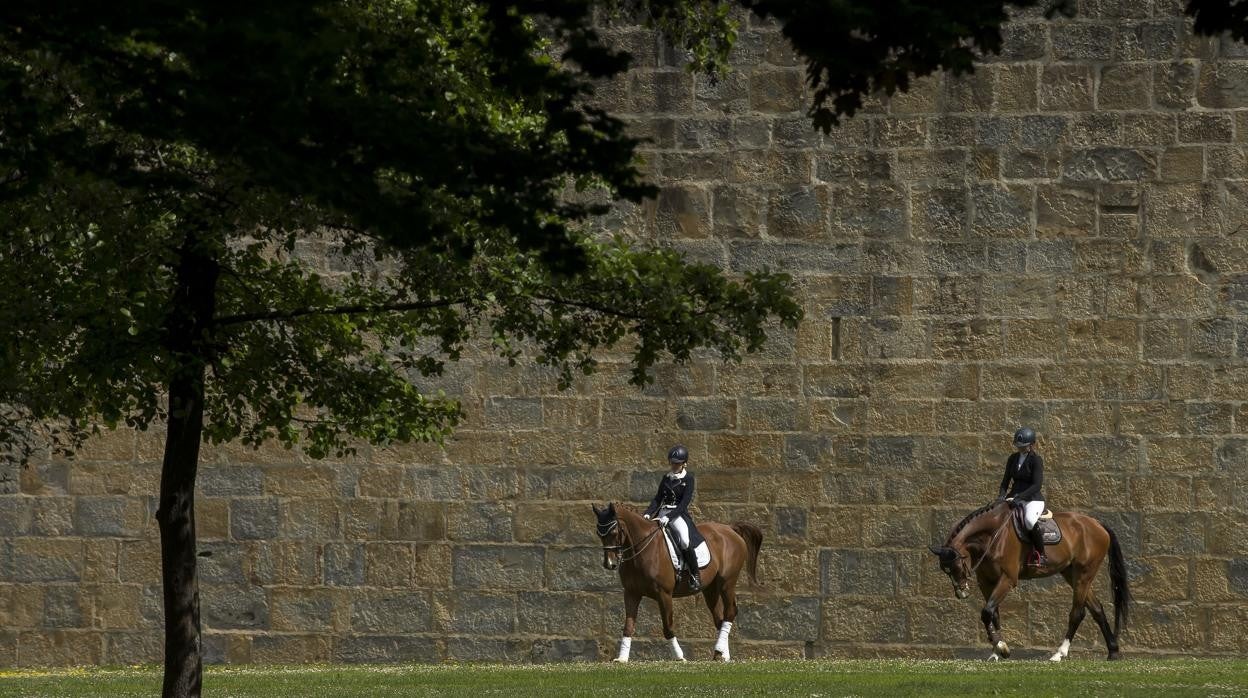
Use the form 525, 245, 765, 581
3, 1, 1247, 665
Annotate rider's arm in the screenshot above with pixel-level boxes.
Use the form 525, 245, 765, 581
642, 480, 663, 518
998, 456, 1012, 499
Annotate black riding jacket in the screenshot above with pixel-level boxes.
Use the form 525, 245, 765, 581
642, 470, 705, 548
644, 470, 695, 519
999, 451, 1044, 502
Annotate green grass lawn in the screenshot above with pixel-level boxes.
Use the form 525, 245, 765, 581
1, 659, 1245, 697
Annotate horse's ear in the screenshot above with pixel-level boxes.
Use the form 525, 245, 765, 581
929, 545, 954, 559
607, 502, 615, 514
928, 545, 943, 556
592, 504, 600, 515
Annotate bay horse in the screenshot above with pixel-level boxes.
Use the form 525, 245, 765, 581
929, 500, 1130, 661
592, 502, 762, 662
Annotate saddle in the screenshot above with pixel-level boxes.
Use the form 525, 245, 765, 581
1012, 506, 1063, 545
661, 528, 711, 572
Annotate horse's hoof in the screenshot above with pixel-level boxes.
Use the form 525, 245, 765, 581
995, 640, 1010, 658
1049, 653, 1063, 662
1107, 651, 1122, 661
988, 653, 1001, 662
612, 658, 628, 663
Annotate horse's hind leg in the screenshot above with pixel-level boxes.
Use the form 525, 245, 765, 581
703, 586, 730, 661
708, 584, 733, 659
657, 592, 685, 661
1086, 596, 1121, 660
1051, 575, 1088, 662
614, 592, 641, 663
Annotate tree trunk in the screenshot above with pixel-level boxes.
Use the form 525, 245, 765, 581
157, 239, 219, 698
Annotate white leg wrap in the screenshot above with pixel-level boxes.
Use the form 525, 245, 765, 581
615, 636, 631, 663
669, 636, 685, 661
1050, 638, 1070, 662
714, 621, 732, 660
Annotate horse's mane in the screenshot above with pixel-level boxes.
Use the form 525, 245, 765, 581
944, 501, 1000, 546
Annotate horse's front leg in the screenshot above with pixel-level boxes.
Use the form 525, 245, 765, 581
657, 592, 685, 661
614, 591, 641, 663
981, 576, 1016, 660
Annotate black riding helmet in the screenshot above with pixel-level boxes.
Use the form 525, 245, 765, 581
667, 444, 689, 464
1013, 427, 1037, 447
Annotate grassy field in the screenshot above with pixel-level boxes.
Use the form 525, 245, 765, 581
1, 659, 1245, 697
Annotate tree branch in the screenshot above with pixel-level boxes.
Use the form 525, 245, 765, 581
213, 297, 467, 326
533, 293, 648, 321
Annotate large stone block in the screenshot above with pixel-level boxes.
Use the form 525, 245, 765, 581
245, 541, 318, 587
530, 638, 600, 662
202, 585, 269, 630
517, 592, 603, 636
231, 498, 279, 540
735, 596, 820, 641
447, 502, 514, 543
822, 598, 908, 643
970, 183, 1032, 237
17, 630, 102, 667
1040, 65, 1094, 111
278, 499, 341, 541
7, 539, 83, 583
263, 465, 336, 498
270, 588, 346, 633
821, 549, 897, 596
445, 637, 529, 662
74, 496, 147, 537
1098, 64, 1151, 110
350, 590, 432, 633
433, 591, 515, 634
251, 634, 334, 663
766, 187, 829, 240
334, 635, 440, 663
364, 542, 415, 588
453, 546, 544, 590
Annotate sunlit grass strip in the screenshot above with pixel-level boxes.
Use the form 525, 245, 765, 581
1, 659, 1246, 697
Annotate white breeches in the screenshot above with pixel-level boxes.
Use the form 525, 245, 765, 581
1023, 500, 1045, 529
660, 508, 690, 548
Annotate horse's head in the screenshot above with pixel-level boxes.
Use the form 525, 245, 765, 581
592, 503, 625, 571
928, 544, 972, 599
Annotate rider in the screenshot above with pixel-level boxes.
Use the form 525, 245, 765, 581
999, 426, 1047, 568
643, 444, 705, 591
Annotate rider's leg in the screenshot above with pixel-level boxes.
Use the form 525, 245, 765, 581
1024, 500, 1047, 566
668, 517, 701, 590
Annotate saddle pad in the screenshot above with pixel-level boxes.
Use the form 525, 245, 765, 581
1013, 510, 1063, 546
663, 529, 711, 571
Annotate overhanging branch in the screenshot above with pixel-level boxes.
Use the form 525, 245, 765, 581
213, 297, 467, 326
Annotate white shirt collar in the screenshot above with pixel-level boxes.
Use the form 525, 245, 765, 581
666, 468, 688, 480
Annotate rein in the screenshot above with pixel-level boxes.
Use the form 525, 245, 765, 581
970, 518, 1009, 574
601, 519, 665, 563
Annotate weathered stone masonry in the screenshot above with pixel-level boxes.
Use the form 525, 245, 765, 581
2, 0, 1247, 664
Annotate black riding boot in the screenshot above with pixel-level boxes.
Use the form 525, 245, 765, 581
1029, 525, 1049, 567
683, 548, 702, 590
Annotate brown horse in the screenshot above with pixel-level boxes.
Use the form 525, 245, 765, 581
592, 502, 762, 662
929, 501, 1130, 661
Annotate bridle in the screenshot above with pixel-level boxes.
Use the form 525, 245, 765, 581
599, 517, 664, 563
951, 511, 1011, 578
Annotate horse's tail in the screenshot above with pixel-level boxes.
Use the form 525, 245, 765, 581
1104, 523, 1131, 637
731, 522, 764, 586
